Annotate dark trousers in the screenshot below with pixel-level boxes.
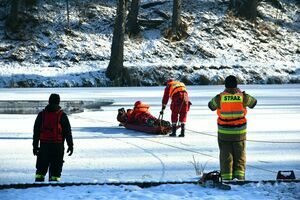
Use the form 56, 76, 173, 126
218, 140, 246, 180
36, 143, 64, 178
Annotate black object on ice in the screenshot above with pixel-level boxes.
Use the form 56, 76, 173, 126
276, 170, 296, 180
200, 170, 231, 190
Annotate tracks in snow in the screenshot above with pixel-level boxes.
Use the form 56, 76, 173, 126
73, 115, 279, 175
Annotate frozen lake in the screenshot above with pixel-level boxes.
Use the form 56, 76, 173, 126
0, 85, 299, 184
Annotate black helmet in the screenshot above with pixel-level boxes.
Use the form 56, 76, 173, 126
225, 75, 237, 88
49, 93, 60, 105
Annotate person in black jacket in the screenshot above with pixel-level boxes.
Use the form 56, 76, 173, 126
33, 93, 73, 182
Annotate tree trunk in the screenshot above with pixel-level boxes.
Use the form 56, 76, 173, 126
230, 0, 258, 20
7, 0, 20, 30
127, 0, 140, 36
165, 0, 187, 41
25, 0, 37, 7
172, 0, 182, 34
106, 0, 127, 80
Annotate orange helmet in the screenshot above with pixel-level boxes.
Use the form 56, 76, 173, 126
165, 79, 174, 85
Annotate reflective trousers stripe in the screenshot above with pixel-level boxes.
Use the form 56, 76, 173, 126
50, 176, 61, 181
233, 170, 245, 177
35, 174, 45, 179
221, 173, 232, 180
222, 171, 244, 180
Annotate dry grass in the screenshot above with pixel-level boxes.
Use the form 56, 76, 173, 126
190, 155, 210, 177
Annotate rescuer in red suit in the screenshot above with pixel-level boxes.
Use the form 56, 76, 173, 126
161, 79, 191, 137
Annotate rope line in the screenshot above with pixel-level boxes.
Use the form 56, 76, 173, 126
140, 137, 278, 174
73, 116, 292, 174
186, 128, 300, 144
72, 115, 300, 144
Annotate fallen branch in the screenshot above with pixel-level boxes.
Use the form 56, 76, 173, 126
154, 9, 170, 20
141, 1, 168, 9
139, 19, 165, 28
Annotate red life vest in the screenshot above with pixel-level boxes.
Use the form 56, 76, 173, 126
132, 102, 150, 122
40, 110, 63, 143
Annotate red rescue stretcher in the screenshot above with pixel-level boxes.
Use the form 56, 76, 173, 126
117, 108, 177, 135
123, 122, 171, 135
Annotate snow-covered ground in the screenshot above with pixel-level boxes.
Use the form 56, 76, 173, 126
0, 85, 299, 199
0, 0, 299, 87
1, 182, 300, 200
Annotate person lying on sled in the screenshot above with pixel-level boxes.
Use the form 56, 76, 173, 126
127, 101, 156, 126
117, 101, 170, 127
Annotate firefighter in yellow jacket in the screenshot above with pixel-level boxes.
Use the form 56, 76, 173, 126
208, 75, 257, 180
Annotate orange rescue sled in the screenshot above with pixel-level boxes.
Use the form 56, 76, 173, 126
123, 122, 172, 135
117, 108, 174, 135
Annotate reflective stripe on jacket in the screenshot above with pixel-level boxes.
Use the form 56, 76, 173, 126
168, 81, 187, 98
40, 110, 63, 143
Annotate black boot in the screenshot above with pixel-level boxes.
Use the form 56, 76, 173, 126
178, 123, 185, 137
169, 124, 177, 137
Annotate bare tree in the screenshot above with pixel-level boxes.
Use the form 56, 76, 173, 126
6, 0, 38, 31
230, 0, 259, 20
172, 0, 182, 34
6, 0, 20, 30
165, 0, 188, 41
25, 0, 37, 8
106, 0, 127, 80
127, 0, 140, 36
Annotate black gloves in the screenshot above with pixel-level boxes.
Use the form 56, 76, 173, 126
33, 147, 39, 156
67, 146, 73, 156
160, 104, 166, 114
33, 146, 73, 156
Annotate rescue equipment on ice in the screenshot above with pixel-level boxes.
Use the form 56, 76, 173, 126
199, 170, 231, 190
117, 107, 174, 135
276, 170, 296, 180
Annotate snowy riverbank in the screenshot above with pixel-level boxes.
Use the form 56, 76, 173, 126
0, 0, 299, 87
